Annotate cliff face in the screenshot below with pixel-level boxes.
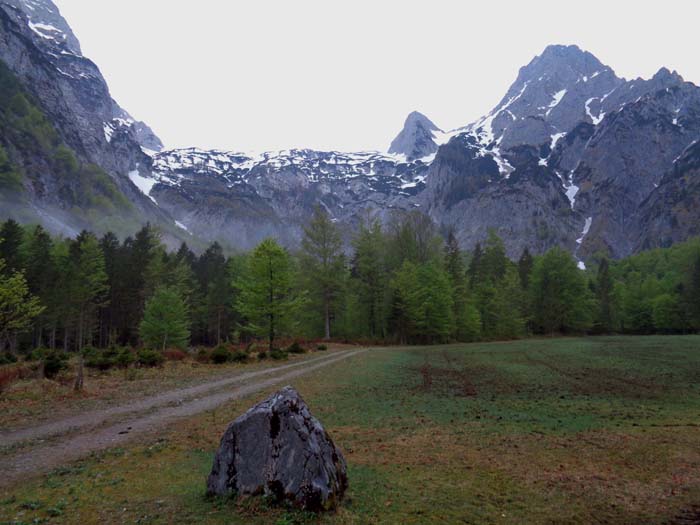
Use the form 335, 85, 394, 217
0, 0, 175, 240
0, 4, 698, 261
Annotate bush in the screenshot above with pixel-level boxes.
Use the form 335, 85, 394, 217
43, 351, 69, 379
163, 348, 187, 361
316, 344, 328, 351
0, 351, 17, 365
115, 347, 136, 368
137, 349, 164, 368
270, 349, 288, 361
257, 350, 268, 361
230, 350, 248, 363
286, 342, 306, 354
195, 348, 210, 363
84, 346, 116, 370
210, 345, 230, 364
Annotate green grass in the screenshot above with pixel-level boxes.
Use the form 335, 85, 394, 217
2, 336, 700, 524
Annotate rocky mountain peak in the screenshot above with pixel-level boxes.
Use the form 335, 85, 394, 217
469, 44, 623, 151
3, 0, 81, 55
388, 111, 443, 161
651, 66, 684, 84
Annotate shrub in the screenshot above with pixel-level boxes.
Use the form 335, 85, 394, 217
0, 351, 17, 365
43, 351, 69, 379
210, 345, 230, 364
230, 350, 249, 363
286, 342, 306, 354
28, 347, 49, 362
115, 347, 136, 368
257, 350, 268, 360
137, 349, 164, 368
316, 344, 328, 351
270, 349, 288, 361
163, 348, 187, 361
84, 346, 116, 370
195, 348, 210, 363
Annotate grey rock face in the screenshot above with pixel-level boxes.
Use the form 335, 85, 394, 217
207, 386, 347, 512
0, 0, 177, 241
389, 111, 442, 161
422, 136, 580, 258
470, 45, 623, 151
635, 140, 700, 252
149, 148, 429, 249
568, 79, 700, 258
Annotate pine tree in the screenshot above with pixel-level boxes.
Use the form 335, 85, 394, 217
686, 252, 700, 330
98, 232, 120, 346
195, 242, 232, 345
21, 225, 55, 347
301, 206, 345, 340
352, 219, 387, 338
529, 248, 594, 334
0, 258, 44, 353
481, 230, 507, 282
444, 228, 471, 340
517, 248, 534, 289
0, 219, 24, 275
237, 238, 299, 350
595, 258, 615, 332
68, 232, 109, 390
140, 286, 190, 350
114, 225, 160, 345
468, 243, 483, 287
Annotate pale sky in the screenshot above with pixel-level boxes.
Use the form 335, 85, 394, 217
53, 0, 698, 153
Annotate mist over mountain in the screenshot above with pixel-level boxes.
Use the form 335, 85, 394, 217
0, 1, 699, 264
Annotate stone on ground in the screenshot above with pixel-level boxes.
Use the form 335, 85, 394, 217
206, 386, 347, 511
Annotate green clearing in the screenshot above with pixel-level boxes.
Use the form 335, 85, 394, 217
2, 336, 700, 524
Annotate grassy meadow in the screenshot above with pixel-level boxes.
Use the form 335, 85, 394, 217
2, 336, 700, 524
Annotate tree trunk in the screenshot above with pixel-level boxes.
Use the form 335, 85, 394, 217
74, 310, 85, 391
74, 354, 84, 391
324, 298, 331, 340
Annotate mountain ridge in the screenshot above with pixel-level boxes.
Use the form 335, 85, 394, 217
0, 3, 698, 262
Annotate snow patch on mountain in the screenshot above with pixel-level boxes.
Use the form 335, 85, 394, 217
128, 170, 157, 204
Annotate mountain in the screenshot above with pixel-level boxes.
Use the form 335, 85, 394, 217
148, 148, 429, 249
422, 45, 700, 261
0, 0, 175, 241
635, 140, 700, 251
0, 3, 698, 262
388, 111, 444, 161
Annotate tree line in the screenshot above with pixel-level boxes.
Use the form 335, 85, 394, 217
1, 208, 699, 358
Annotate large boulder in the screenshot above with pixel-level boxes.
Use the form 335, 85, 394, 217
206, 386, 348, 511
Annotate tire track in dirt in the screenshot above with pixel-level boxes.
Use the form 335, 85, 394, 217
0, 351, 351, 448
0, 349, 366, 488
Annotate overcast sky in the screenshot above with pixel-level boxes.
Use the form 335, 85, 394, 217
53, 0, 697, 153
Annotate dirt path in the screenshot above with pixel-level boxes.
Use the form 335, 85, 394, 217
0, 349, 365, 488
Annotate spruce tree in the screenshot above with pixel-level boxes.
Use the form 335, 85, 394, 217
140, 286, 190, 350
352, 219, 387, 338
444, 228, 470, 341
517, 248, 534, 289
301, 206, 345, 340
69, 232, 109, 390
0, 258, 44, 353
0, 219, 24, 275
687, 252, 700, 330
237, 238, 299, 351
595, 258, 615, 332
529, 248, 594, 334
